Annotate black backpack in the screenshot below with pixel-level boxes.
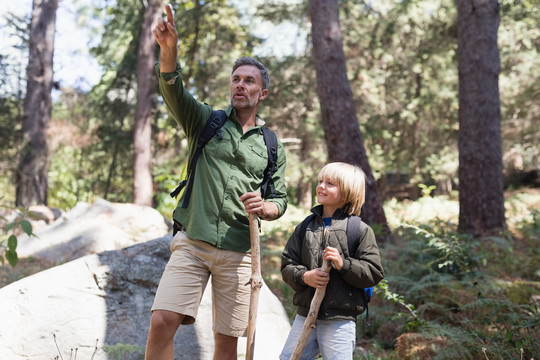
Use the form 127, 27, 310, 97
297, 214, 373, 324
170, 110, 279, 209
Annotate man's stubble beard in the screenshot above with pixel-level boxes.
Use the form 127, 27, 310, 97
230, 90, 262, 111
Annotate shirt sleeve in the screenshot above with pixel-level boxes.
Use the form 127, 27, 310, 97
155, 62, 211, 141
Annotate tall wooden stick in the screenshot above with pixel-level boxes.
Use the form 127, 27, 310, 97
246, 213, 263, 360
290, 260, 333, 360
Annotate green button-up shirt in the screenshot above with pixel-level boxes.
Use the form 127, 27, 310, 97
157, 63, 288, 253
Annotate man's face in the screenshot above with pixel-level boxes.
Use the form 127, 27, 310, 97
230, 65, 268, 110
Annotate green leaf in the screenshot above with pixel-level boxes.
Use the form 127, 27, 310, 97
7, 234, 17, 250
5, 221, 15, 232
5, 250, 18, 267
20, 220, 33, 235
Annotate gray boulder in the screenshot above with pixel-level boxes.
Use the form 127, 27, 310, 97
0, 235, 291, 359
17, 198, 170, 263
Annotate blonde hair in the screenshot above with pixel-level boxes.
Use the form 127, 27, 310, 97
318, 162, 366, 216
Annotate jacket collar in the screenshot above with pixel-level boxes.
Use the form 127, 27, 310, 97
311, 205, 348, 220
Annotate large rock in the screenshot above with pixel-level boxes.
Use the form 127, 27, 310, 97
0, 235, 291, 359
17, 198, 170, 263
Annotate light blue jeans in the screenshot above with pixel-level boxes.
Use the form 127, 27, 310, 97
279, 315, 356, 360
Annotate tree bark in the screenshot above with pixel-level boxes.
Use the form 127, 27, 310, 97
16, 0, 58, 207
133, 0, 163, 206
309, 0, 391, 242
297, 128, 313, 209
457, 0, 505, 235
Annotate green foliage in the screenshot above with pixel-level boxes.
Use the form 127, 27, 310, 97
48, 87, 135, 209
375, 279, 419, 329
0, 14, 28, 205
1, 0, 537, 215
418, 183, 436, 197
499, 0, 540, 173
404, 223, 479, 277
342, 0, 460, 185
152, 159, 185, 218
103, 343, 145, 360
370, 193, 540, 359
0, 203, 38, 267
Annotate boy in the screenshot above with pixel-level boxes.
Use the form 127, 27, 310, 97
280, 162, 384, 360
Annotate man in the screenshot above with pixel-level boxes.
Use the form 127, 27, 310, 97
145, 4, 288, 360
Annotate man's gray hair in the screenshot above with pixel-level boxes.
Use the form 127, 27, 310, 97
232, 57, 270, 90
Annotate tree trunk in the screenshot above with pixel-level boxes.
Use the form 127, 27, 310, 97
133, 0, 163, 206
16, 0, 58, 207
297, 178, 312, 210
457, 0, 505, 235
297, 127, 313, 209
309, 0, 391, 242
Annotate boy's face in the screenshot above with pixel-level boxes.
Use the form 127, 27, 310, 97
316, 176, 345, 210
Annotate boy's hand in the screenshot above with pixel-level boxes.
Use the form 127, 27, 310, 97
303, 268, 329, 289
323, 246, 343, 270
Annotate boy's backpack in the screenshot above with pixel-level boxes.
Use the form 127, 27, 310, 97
170, 110, 278, 209
298, 214, 374, 324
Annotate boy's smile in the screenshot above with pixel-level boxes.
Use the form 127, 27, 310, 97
316, 177, 345, 216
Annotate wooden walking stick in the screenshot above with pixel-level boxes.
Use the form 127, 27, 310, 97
290, 259, 333, 360
246, 213, 263, 360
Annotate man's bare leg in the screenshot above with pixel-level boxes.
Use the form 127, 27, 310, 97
145, 310, 184, 360
213, 331, 238, 360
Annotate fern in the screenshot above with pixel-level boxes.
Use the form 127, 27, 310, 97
404, 223, 479, 278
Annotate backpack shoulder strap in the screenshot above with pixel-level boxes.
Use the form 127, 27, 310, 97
346, 215, 362, 255
176, 110, 227, 208
260, 126, 278, 198
298, 213, 316, 241
196, 110, 227, 148
299, 214, 362, 252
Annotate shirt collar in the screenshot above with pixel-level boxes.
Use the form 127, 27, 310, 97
226, 105, 266, 127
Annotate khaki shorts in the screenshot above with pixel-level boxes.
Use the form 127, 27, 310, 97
151, 231, 252, 337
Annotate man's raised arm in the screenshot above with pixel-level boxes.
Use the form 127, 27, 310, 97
152, 4, 178, 72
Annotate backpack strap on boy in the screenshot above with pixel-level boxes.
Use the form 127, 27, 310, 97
297, 214, 316, 241
297, 214, 363, 261
297, 214, 372, 324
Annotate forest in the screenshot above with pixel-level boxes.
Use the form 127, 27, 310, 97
0, 0, 539, 359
